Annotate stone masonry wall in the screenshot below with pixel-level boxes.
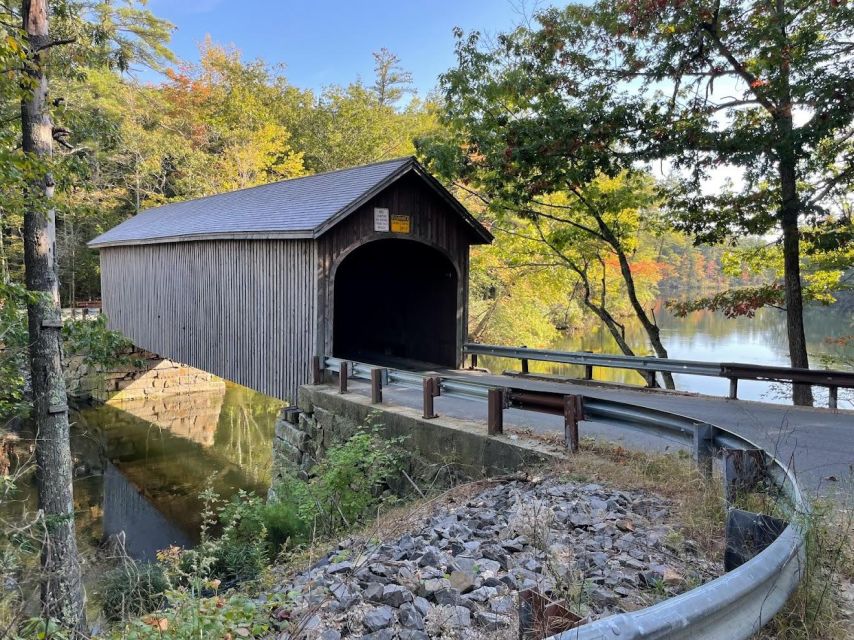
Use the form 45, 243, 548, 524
65, 349, 225, 404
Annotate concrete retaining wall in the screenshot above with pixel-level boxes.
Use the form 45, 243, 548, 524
272, 384, 562, 484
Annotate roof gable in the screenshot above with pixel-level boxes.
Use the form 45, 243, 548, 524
88, 157, 492, 248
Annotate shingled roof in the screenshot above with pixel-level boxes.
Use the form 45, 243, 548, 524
88, 157, 491, 248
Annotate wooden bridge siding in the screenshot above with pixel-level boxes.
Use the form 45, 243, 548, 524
100, 240, 316, 402
316, 173, 473, 364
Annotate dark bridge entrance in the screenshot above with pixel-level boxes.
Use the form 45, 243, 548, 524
333, 239, 458, 367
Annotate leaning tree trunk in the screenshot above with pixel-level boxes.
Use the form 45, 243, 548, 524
21, 0, 87, 631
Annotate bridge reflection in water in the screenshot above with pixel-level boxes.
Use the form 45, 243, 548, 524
73, 380, 283, 559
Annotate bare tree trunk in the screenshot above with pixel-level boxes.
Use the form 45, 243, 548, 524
21, 0, 87, 631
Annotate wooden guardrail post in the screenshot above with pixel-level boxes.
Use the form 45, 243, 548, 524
728, 377, 739, 400
582, 351, 594, 381
829, 386, 838, 410
422, 376, 439, 419
312, 355, 322, 385
338, 361, 349, 394
520, 345, 529, 374
564, 394, 583, 452
487, 388, 504, 435
371, 368, 384, 404
470, 353, 478, 369
693, 423, 716, 478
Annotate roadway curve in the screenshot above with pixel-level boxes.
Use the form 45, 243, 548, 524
343, 370, 853, 500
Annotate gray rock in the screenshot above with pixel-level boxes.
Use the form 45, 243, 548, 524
418, 577, 450, 597
475, 610, 512, 629
325, 561, 352, 575
364, 582, 385, 602
382, 583, 413, 607
398, 602, 425, 630
398, 631, 429, 640
361, 630, 394, 640
363, 605, 395, 632
448, 570, 475, 594
318, 630, 341, 640
418, 547, 442, 567
465, 586, 498, 602
434, 587, 462, 606
490, 595, 515, 614
413, 595, 431, 617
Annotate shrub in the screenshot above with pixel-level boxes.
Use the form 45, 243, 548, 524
109, 591, 283, 640
261, 475, 311, 552
266, 424, 402, 539
210, 491, 269, 582
101, 562, 169, 621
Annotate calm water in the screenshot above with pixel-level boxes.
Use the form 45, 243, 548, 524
479, 302, 853, 405
4, 381, 283, 561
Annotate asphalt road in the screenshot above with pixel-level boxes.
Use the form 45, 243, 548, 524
340, 371, 853, 500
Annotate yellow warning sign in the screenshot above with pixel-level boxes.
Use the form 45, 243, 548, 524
390, 214, 410, 233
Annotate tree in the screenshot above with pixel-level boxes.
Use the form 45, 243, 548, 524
20, 0, 86, 630
426, 1, 854, 404
420, 44, 678, 385
371, 47, 413, 106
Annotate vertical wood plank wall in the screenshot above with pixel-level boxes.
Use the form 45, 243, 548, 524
100, 240, 316, 402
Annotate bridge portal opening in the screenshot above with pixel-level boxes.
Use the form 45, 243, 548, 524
333, 239, 458, 368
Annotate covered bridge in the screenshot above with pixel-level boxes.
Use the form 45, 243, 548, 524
89, 157, 492, 401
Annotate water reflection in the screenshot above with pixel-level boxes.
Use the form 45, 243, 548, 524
74, 381, 283, 557
478, 303, 853, 403
0, 381, 285, 561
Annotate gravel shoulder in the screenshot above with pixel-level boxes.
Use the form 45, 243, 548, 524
265, 474, 722, 639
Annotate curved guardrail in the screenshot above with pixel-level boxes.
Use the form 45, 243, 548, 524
320, 356, 808, 640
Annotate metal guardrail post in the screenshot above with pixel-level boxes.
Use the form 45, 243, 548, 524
520, 345, 529, 374
370, 368, 384, 404
729, 377, 739, 400
471, 353, 478, 369
422, 376, 439, 419
829, 386, 838, 409
487, 388, 503, 435
312, 355, 322, 385
338, 361, 349, 394
564, 395, 582, 452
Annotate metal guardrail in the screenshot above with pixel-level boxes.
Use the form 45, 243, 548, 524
317, 355, 808, 640
464, 342, 854, 409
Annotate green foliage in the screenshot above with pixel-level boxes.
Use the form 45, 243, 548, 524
267, 423, 403, 540
109, 591, 279, 640
211, 491, 269, 583
101, 562, 168, 621
260, 474, 311, 551
62, 314, 136, 369
0, 282, 34, 423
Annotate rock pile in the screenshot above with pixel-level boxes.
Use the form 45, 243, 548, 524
270, 476, 720, 639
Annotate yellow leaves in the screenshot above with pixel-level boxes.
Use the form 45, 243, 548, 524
5, 35, 21, 54
142, 616, 169, 631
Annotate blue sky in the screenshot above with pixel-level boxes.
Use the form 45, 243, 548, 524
144, 1, 543, 94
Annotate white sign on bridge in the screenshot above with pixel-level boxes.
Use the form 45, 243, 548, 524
374, 207, 390, 232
